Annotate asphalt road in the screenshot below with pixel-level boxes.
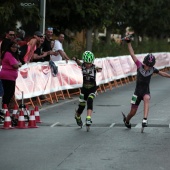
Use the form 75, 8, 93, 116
0, 74, 170, 170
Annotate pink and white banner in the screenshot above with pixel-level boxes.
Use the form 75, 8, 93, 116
15, 52, 170, 99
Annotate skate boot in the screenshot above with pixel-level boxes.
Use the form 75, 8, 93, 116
122, 112, 131, 129
142, 119, 148, 127
75, 114, 83, 127
86, 116, 92, 132
141, 118, 148, 133
86, 116, 92, 126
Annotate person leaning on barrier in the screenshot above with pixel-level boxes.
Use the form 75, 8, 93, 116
122, 34, 170, 129
42, 27, 58, 61
32, 35, 49, 62
51, 33, 70, 63
23, 31, 45, 63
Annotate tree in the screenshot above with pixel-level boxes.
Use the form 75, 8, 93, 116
0, 0, 40, 36
123, 0, 170, 39
46, 0, 124, 50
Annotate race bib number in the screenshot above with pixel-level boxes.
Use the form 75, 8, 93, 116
131, 94, 137, 104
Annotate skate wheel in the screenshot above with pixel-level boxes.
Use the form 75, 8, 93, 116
141, 127, 144, 133
86, 125, 90, 132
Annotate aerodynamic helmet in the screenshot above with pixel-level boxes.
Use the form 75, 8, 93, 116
82, 51, 95, 63
143, 54, 156, 67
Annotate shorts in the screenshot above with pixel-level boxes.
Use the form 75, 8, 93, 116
131, 93, 150, 106
80, 86, 97, 101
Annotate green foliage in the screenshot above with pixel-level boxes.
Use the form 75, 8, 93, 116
65, 39, 170, 59
0, 0, 40, 35
124, 0, 170, 37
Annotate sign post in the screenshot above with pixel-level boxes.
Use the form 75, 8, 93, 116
40, 0, 46, 34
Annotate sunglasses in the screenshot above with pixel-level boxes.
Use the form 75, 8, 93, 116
11, 45, 18, 48
47, 27, 53, 31
9, 34, 15, 36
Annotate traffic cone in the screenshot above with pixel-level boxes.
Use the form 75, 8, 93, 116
2, 104, 8, 114
16, 110, 28, 129
34, 106, 42, 123
12, 104, 18, 119
1, 111, 14, 129
28, 110, 38, 128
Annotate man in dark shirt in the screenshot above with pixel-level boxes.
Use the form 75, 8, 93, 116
42, 27, 57, 61
1, 29, 15, 54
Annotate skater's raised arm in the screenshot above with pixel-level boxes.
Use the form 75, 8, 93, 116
127, 42, 138, 63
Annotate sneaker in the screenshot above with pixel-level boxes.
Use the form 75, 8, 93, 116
142, 119, 148, 127
86, 117, 92, 126
123, 114, 131, 129
75, 115, 83, 126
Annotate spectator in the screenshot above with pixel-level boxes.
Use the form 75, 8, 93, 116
32, 36, 49, 62
51, 33, 70, 62
23, 31, 44, 63
0, 79, 4, 123
0, 41, 22, 107
0, 28, 15, 55
42, 27, 58, 61
18, 27, 25, 40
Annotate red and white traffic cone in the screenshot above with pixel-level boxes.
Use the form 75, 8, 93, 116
2, 104, 8, 114
2, 111, 14, 129
12, 104, 18, 119
34, 106, 42, 123
28, 110, 38, 128
16, 110, 28, 129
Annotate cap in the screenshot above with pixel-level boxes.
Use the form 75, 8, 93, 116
34, 31, 43, 37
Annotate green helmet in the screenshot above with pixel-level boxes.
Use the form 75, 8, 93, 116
82, 51, 95, 63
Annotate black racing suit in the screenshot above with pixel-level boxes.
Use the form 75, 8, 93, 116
77, 63, 97, 114
132, 60, 159, 106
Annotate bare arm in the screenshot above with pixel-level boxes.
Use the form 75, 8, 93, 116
127, 42, 138, 63
13, 62, 22, 69
33, 51, 48, 60
27, 38, 37, 62
58, 50, 70, 62
158, 70, 170, 78
72, 57, 82, 66
95, 66, 102, 72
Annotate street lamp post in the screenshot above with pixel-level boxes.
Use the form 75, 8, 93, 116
40, 0, 46, 34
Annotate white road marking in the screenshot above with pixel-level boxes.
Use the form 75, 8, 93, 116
50, 122, 60, 127
109, 123, 115, 128
135, 123, 142, 128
